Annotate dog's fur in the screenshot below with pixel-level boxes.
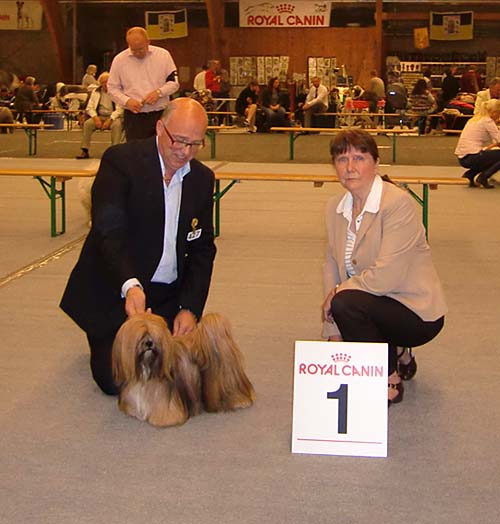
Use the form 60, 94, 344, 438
112, 312, 255, 427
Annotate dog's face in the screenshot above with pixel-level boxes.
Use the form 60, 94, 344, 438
112, 313, 175, 385
136, 331, 162, 380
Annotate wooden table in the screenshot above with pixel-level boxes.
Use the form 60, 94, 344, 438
0, 123, 54, 155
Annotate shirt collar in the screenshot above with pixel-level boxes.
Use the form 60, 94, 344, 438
336, 174, 383, 218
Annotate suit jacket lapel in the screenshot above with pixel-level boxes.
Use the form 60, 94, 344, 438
141, 138, 165, 256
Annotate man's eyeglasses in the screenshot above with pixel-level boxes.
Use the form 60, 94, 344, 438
162, 124, 205, 151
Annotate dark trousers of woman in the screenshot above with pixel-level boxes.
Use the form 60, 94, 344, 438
86, 282, 179, 395
123, 109, 164, 141
458, 151, 500, 183
330, 289, 444, 375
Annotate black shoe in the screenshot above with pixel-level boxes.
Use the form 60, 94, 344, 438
76, 149, 89, 159
477, 177, 495, 189
462, 170, 479, 187
397, 347, 417, 381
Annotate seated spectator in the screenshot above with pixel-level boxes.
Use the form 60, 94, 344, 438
460, 65, 482, 94
193, 65, 208, 93
454, 98, 500, 189
408, 78, 437, 134
368, 69, 385, 100
235, 80, 260, 133
0, 106, 15, 133
261, 77, 290, 131
76, 72, 123, 159
14, 76, 40, 123
438, 66, 460, 111
474, 77, 500, 115
82, 64, 98, 91
298, 76, 329, 128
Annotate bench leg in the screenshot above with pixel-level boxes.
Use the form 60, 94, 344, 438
35, 176, 66, 236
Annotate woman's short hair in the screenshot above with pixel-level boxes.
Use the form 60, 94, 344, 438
330, 129, 379, 162
484, 98, 500, 115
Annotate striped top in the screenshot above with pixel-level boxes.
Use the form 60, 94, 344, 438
345, 228, 357, 277
336, 175, 384, 277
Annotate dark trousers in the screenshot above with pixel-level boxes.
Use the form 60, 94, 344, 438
87, 282, 179, 395
330, 289, 444, 374
123, 109, 163, 141
458, 151, 500, 181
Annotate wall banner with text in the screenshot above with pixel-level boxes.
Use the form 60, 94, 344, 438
240, 1, 331, 28
145, 9, 188, 40
0, 1, 43, 31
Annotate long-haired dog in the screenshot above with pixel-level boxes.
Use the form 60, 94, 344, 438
112, 312, 255, 427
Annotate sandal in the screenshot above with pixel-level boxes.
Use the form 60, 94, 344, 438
388, 371, 404, 406
397, 347, 417, 381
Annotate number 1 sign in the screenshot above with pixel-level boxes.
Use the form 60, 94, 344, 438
292, 341, 388, 458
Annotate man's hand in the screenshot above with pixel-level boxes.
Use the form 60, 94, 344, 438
125, 286, 146, 317
142, 89, 161, 106
125, 98, 143, 113
102, 118, 111, 130
173, 309, 197, 337
93, 116, 103, 129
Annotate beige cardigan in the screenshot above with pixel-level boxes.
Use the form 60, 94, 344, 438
322, 180, 447, 338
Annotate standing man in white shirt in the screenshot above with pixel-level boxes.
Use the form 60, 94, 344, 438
301, 76, 329, 128
193, 65, 208, 93
108, 26, 179, 141
474, 77, 500, 115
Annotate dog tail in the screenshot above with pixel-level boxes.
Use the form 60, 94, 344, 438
196, 313, 256, 412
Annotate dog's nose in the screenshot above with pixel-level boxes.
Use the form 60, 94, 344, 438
145, 339, 154, 349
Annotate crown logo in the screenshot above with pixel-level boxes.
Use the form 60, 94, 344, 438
277, 3, 294, 14
331, 353, 351, 363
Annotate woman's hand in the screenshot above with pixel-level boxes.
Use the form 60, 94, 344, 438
322, 286, 339, 322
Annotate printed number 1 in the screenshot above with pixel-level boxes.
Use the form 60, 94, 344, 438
327, 383, 348, 434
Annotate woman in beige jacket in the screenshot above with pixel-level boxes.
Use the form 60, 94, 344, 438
322, 130, 447, 405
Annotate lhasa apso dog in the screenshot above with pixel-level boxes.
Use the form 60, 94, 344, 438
112, 312, 255, 427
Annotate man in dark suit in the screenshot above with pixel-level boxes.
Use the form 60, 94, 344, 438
60, 98, 216, 395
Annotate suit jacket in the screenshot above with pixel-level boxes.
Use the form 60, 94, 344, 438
60, 136, 216, 337
322, 180, 447, 338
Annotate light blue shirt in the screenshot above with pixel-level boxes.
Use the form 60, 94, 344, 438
151, 150, 190, 283
121, 141, 190, 297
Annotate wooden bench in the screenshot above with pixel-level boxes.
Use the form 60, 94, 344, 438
0, 157, 100, 236
313, 111, 403, 128
31, 109, 82, 130
206, 110, 239, 126
270, 127, 417, 162
0, 158, 469, 238
0, 122, 54, 155
205, 124, 240, 159
212, 161, 469, 237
